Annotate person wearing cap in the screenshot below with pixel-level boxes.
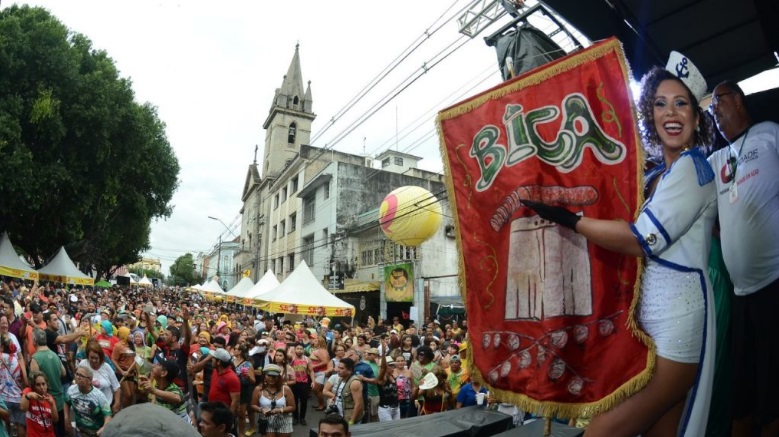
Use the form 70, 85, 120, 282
64, 366, 112, 436
139, 357, 190, 423
387, 329, 400, 351
445, 354, 469, 398
95, 319, 118, 360
376, 353, 399, 422
207, 348, 240, 416
251, 363, 294, 436
343, 349, 375, 424
363, 348, 381, 422
524, 61, 717, 436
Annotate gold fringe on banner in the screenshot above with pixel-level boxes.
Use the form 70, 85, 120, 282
436, 37, 655, 420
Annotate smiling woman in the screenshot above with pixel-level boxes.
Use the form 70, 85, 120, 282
523, 62, 718, 436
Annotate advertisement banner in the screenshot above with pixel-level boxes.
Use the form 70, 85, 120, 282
437, 38, 652, 417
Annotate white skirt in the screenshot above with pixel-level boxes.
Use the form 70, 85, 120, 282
638, 262, 705, 363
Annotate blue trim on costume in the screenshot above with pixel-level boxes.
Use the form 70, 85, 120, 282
683, 148, 715, 187
643, 163, 665, 200
629, 223, 652, 256
648, 255, 709, 436
644, 209, 671, 247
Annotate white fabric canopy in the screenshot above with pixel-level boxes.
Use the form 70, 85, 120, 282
226, 276, 254, 296
0, 232, 38, 280
201, 278, 225, 294
255, 261, 354, 315
238, 269, 280, 302
37, 247, 94, 285
138, 276, 153, 287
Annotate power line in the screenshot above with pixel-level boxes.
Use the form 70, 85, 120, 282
310, 0, 475, 145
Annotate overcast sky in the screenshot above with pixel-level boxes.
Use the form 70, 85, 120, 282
9, 0, 523, 273
8, 1, 777, 275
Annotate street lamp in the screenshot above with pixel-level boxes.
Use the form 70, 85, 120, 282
208, 216, 237, 289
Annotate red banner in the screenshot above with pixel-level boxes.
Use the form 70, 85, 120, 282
437, 38, 652, 417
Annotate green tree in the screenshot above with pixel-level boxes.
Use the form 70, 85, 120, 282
0, 6, 180, 279
129, 267, 164, 281
169, 253, 196, 286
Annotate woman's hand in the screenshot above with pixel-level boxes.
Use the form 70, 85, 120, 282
522, 200, 580, 231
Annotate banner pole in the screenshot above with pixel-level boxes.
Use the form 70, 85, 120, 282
544, 417, 551, 436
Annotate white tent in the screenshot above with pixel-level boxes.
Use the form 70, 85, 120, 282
37, 247, 94, 285
236, 269, 280, 305
225, 276, 254, 302
201, 278, 225, 294
138, 276, 153, 288
255, 261, 354, 318
0, 232, 38, 280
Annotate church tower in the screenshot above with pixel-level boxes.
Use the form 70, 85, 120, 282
261, 44, 316, 177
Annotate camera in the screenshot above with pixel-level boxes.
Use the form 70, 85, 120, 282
324, 403, 339, 415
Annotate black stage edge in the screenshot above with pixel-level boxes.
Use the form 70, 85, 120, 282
491, 419, 584, 437
308, 406, 514, 437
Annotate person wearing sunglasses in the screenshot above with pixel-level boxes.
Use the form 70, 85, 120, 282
707, 80, 779, 437
251, 364, 294, 437
64, 366, 112, 437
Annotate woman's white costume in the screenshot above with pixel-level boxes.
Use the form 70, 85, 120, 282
630, 148, 717, 436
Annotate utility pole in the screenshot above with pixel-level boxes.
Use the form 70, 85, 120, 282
216, 234, 222, 284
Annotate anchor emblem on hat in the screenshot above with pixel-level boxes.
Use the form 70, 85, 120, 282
676, 58, 690, 79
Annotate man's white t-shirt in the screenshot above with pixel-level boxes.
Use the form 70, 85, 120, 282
708, 121, 779, 295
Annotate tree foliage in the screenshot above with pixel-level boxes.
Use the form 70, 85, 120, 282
129, 267, 164, 280
169, 253, 196, 286
0, 6, 180, 279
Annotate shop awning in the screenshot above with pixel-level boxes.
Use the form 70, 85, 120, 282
334, 280, 381, 294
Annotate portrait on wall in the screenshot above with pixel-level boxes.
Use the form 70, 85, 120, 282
384, 263, 414, 302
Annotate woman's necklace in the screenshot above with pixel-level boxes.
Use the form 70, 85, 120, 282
727, 126, 751, 204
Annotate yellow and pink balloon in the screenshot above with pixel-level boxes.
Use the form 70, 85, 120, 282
378, 186, 442, 246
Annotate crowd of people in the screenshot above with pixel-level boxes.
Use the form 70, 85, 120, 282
0, 280, 483, 437
0, 53, 775, 437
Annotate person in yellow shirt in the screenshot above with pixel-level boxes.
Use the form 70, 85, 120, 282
445, 355, 469, 398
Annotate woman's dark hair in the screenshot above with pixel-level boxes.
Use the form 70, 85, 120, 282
227, 331, 241, 348
637, 66, 715, 155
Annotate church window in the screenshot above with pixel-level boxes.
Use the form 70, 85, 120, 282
288, 122, 297, 144
293, 96, 299, 106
